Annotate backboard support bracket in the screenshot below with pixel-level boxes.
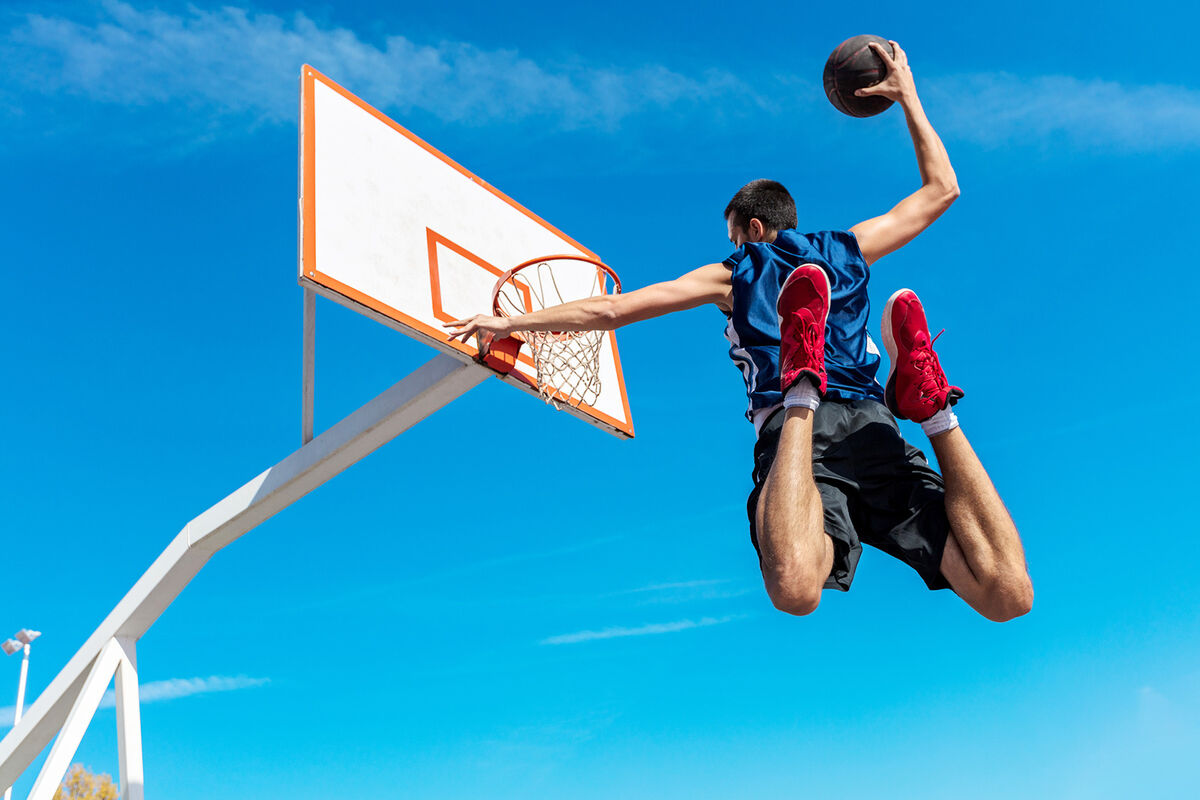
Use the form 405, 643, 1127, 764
302, 286, 315, 445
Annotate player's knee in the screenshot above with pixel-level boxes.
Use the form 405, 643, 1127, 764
980, 575, 1034, 622
766, 580, 822, 617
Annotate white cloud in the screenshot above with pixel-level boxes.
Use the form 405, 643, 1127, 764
0, 674, 268, 730
3, 1, 751, 130
539, 614, 741, 645
113, 674, 269, 704
605, 578, 756, 605
924, 72, 1200, 152
3, 2, 1197, 154
472, 712, 621, 784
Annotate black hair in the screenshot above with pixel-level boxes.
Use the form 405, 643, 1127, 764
723, 179, 797, 233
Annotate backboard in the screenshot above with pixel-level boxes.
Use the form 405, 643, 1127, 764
298, 65, 634, 438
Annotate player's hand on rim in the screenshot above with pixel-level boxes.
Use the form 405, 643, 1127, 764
855, 40, 916, 104
443, 314, 513, 343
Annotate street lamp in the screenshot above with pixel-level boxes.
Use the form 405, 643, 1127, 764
4, 629, 40, 800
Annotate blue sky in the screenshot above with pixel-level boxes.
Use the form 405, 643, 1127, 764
3, 1, 1199, 798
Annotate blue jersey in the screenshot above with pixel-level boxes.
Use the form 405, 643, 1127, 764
722, 229, 884, 425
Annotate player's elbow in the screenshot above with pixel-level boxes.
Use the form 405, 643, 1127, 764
939, 174, 961, 205
933, 180, 960, 210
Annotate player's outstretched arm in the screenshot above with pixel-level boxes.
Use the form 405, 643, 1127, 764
443, 262, 731, 342
848, 41, 959, 266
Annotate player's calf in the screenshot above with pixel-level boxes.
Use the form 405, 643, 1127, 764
755, 265, 837, 617
937, 454, 1033, 623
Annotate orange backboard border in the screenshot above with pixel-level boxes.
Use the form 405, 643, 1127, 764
297, 65, 634, 438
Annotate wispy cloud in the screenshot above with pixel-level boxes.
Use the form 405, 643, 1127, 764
114, 674, 269, 704
924, 72, 1200, 152
2, 1, 751, 131
604, 578, 755, 605
275, 533, 628, 618
0, 675, 268, 730
539, 614, 742, 645
472, 711, 620, 784
3, 2, 1196, 155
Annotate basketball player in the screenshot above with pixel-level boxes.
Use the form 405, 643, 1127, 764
446, 41, 1032, 621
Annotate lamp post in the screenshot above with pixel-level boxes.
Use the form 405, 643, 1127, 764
3, 629, 40, 800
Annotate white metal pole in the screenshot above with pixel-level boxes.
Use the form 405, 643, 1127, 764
113, 639, 143, 800
2, 646, 29, 800
13, 648, 27, 725
28, 641, 122, 800
0, 354, 490, 792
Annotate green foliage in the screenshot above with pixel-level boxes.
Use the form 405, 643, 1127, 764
51, 764, 119, 800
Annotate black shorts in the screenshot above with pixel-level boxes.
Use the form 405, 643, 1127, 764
746, 398, 951, 591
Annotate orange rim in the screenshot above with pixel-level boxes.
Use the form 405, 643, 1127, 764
491, 254, 622, 316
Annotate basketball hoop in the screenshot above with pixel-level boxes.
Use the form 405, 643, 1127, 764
486, 254, 621, 410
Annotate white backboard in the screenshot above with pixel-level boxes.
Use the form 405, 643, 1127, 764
298, 66, 634, 438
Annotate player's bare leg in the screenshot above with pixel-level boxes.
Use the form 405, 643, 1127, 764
757, 264, 836, 615
931, 429, 1031, 621
756, 406, 833, 615
883, 289, 1032, 622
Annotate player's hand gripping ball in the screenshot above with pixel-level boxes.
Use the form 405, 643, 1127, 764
823, 34, 896, 117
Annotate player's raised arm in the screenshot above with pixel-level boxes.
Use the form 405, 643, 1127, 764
848, 42, 960, 266
443, 262, 731, 342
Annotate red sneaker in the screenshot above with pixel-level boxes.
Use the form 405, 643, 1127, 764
881, 289, 964, 422
777, 264, 830, 394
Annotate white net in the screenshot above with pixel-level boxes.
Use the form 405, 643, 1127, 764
494, 258, 616, 409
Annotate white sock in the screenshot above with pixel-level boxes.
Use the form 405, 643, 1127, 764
921, 406, 959, 438
783, 379, 820, 412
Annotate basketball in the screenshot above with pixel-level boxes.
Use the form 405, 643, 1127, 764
823, 34, 896, 118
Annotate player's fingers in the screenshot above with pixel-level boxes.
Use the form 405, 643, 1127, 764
889, 41, 907, 67
869, 41, 895, 68
855, 85, 880, 97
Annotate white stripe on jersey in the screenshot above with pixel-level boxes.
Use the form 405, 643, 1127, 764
724, 316, 758, 422
866, 333, 880, 357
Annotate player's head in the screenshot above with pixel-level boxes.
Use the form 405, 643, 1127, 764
724, 179, 797, 247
